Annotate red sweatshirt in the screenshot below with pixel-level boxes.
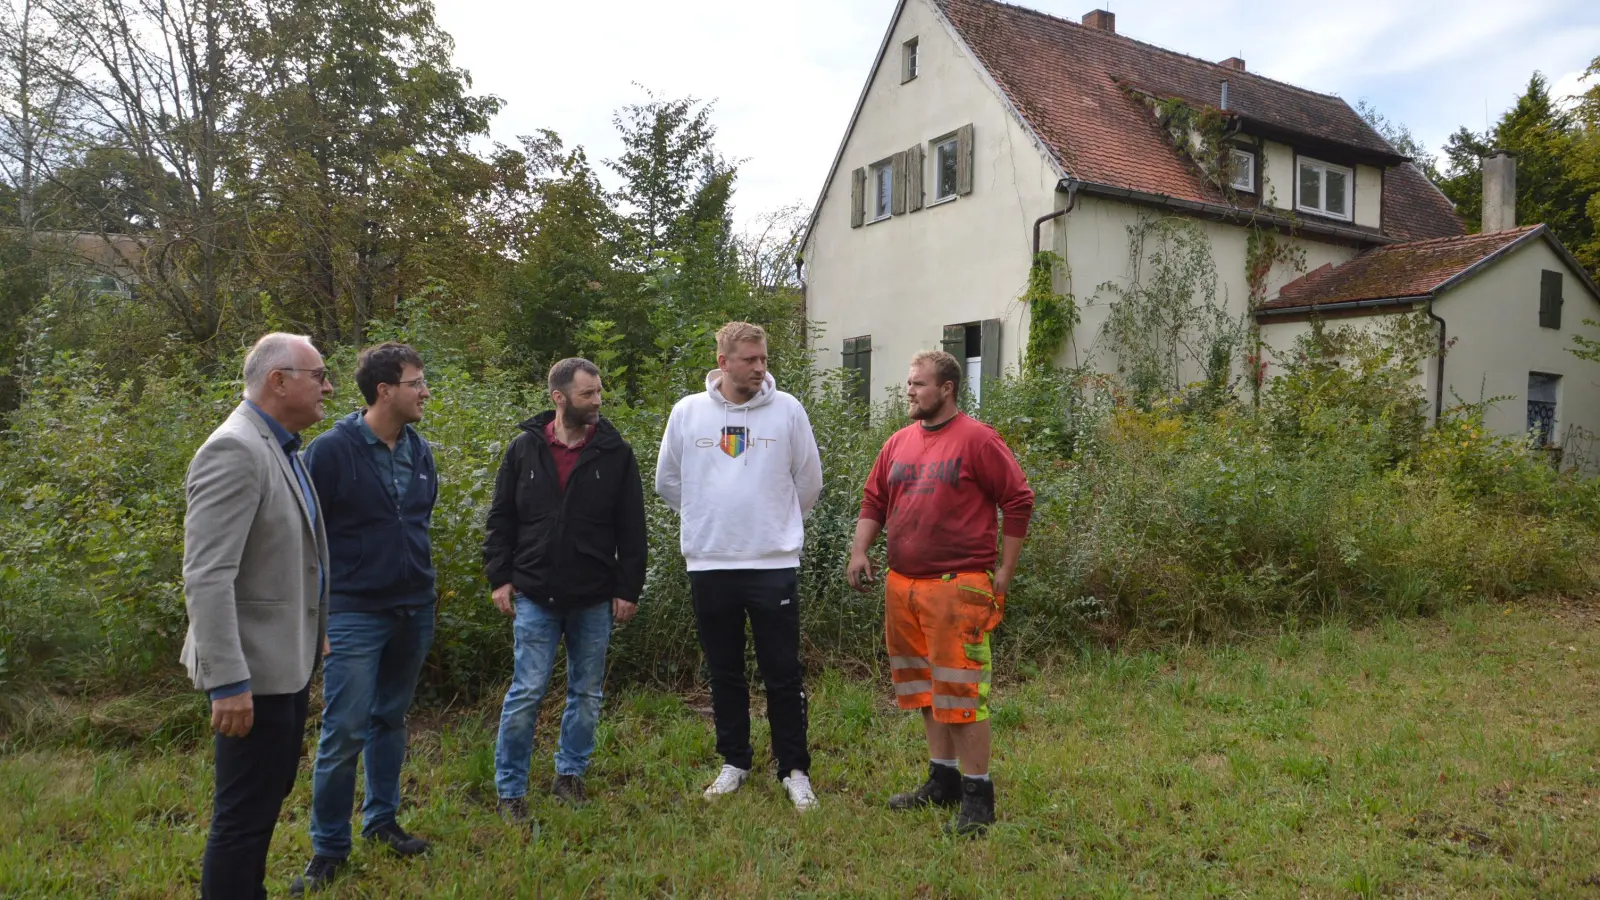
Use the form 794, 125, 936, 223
859, 413, 1034, 577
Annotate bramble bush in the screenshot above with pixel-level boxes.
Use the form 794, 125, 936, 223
2, 317, 1597, 718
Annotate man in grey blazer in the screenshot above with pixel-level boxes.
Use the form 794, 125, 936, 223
182, 332, 333, 900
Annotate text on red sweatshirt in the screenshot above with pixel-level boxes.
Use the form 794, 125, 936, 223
859, 412, 1034, 577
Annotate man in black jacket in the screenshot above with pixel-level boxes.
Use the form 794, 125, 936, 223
484, 357, 647, 820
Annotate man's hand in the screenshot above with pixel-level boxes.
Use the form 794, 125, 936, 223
211, 691, 254, 738
322, 636, 331, 657
612, 598, 638, 624
846, 551, 877, 593
993, 568, 1014, 599
492, 583, 515, 617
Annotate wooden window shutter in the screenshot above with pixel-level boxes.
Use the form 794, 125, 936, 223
1540, 270, 1563, 329
906, 144, 924, 212
942, 324, 966, 358
956, 123, 975, 196
979, 319, 1001, 387
891, 152, 907, 215
850, 167, 866, 228
843, 336, 872, 405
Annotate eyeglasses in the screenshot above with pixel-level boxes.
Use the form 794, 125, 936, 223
277, 367, 331, 384
395, 377, 428, 389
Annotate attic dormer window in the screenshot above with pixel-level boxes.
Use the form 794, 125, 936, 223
1297, 156, 1352, 221
1228, 148, 1255, 192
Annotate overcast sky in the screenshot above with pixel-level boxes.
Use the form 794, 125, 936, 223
435, 0, 1599, 229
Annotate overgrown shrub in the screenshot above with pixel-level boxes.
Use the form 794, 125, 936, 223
2, 318, 1597, 713
1263, 314, 1436, 466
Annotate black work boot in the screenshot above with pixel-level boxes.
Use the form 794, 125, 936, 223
497, 796, 530, 824
889, 762, 962, 810
551, 774, 589, 807
366, 820, 431, 857
946, 776, 996, 837
288, 855, 343, 896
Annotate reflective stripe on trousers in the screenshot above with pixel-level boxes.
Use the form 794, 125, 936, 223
931, 666, 989, 685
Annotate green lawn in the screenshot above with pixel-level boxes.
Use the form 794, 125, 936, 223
5, 600, 1600, 898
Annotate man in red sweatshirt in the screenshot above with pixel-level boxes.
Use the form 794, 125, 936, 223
847, 349, 1034, 836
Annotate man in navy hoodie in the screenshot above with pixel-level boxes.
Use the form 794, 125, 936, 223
292, 342, 437, 895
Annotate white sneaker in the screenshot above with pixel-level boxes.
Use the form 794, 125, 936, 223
782, 770, 818, 812
703, 764, 750, 798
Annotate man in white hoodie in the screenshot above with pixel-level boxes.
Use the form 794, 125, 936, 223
655, 321, 825, 811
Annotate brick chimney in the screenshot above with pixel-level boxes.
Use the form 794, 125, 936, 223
1220, 57, 1246, 72
1482, 150, 1516, 233
1083, 9, 1115, 32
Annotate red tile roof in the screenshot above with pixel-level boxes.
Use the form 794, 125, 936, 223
936, 0, 1464, 242
1259, 226, 1542, 310
1381, 162, 1467, 242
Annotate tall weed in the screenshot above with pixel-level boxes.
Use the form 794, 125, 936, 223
2, 325, 1596, 710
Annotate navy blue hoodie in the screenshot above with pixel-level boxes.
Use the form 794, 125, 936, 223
303, 411, 437, 613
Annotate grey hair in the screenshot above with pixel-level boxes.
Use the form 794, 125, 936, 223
241, 332, 315, 400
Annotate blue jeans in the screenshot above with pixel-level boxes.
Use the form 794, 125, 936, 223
309, 604, 435, 859
494, 596, 613, 799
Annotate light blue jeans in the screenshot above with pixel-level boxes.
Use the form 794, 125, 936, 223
494, 596, 613, 799
309, 604, 435, 859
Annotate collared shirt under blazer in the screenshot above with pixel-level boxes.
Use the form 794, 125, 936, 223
181, 401, 331, 696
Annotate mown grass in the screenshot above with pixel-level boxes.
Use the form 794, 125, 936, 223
5, 600, 1600, 898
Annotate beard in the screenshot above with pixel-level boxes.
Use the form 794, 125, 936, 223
908, 398, 939, 421
562, 405, 599, 429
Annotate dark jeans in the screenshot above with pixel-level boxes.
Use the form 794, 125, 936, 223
689, 568, 810, 779
310, 604, 436, 858
200, 685, 310, 900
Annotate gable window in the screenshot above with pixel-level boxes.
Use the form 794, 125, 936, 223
1297, 157, 1352, 220
852, 153, 910, 226
1528, 372, 1560, 446
933, 135, 959, 202
1228, 148, 1255, 193
1540, 269, 1564, 329
871, 160, 894, 221
902, 38, 919, 83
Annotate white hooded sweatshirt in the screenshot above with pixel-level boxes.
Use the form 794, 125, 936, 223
655, 370, 824, 571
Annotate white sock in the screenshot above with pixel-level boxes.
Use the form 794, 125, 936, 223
963, 772, 990, 781
931, 758, 959, 769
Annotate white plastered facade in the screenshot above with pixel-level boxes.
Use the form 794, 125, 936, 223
1257, 237, 1600, 450
799, 0, 1600, 442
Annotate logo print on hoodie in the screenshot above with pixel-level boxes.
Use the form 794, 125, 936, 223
720, 426, 748, 459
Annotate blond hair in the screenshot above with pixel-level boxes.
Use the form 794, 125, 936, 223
911, 349, 962, 394
715, 321, 767, 356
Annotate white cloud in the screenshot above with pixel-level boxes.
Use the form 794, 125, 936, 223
435, 0, 1598, 225
1552, 68, 1593, 110
435, 0, 886, 229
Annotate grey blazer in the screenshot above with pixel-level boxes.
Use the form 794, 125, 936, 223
180, 402, 330, 696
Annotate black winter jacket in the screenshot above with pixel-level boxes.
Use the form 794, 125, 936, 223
482, 412, 647, 608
